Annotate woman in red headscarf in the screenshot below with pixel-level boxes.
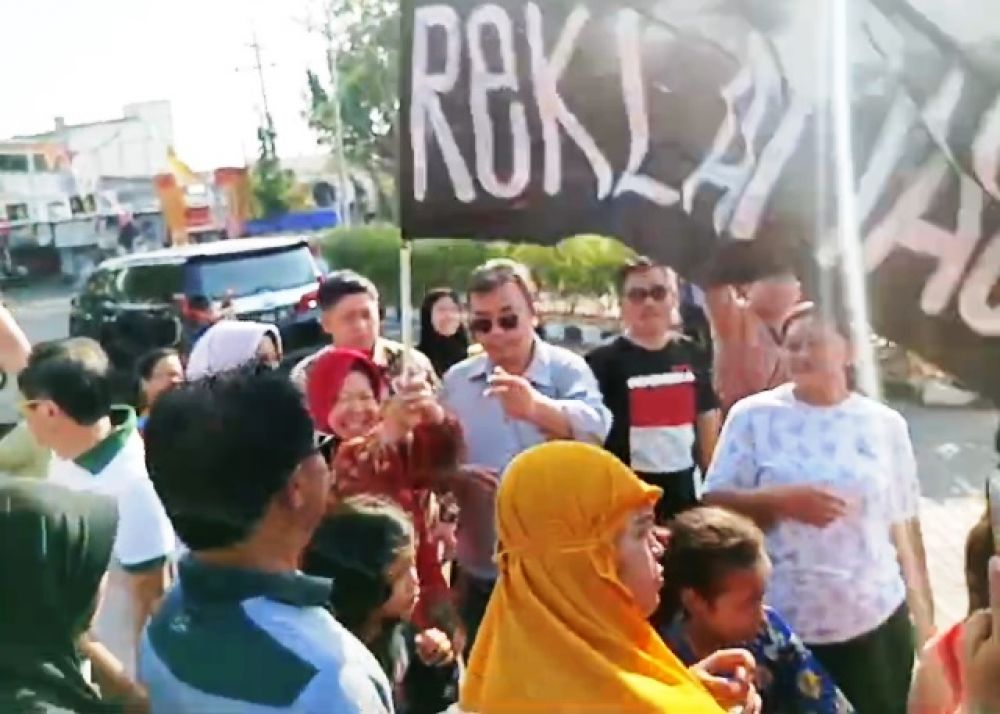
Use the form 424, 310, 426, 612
306, 348, 462, 634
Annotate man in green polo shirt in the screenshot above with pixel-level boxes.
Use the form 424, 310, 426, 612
18, 338, 176, 680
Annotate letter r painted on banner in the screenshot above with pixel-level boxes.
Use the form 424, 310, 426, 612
411, 4, 476, 203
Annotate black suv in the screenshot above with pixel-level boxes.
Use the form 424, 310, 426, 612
69, 237, 326, 372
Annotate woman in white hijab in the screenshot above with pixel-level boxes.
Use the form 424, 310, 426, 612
185, 320, 282, 379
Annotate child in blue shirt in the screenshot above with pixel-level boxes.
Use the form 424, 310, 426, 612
656, 506, 854, 714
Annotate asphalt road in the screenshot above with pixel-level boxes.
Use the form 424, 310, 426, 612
2, 281, 997, 497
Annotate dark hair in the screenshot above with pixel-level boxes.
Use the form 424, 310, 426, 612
318, 270, 379, 311
616, 256, 673, 293
144, 366, 316, 550
659, 507, 765, 623
418, 288, 469, 377
187, 295, 212, 312
303, 496, 413, 637
781, 301, 854, 342
136, 348, 179, 382
467, 259, 537, 306
966, 507, 993, 614
18, 338, 112, 426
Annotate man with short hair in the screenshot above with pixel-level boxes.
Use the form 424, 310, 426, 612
290, 269, 434, 390
18, 337, 175, 678
140, 368, 391, 713
587, 257, 721, 522
707, 264, 802, 415
441, 258, 612, 651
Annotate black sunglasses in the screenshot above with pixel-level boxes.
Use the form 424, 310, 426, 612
470, 313, 520, 335
625, 285, 670, 304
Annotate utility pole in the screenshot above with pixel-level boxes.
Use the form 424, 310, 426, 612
240, 32, 277, 160
320, 3, 352, 227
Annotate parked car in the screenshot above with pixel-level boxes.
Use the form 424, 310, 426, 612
68, 237, 326, 377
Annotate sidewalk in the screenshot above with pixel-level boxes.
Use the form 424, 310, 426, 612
921, 496, 984, 627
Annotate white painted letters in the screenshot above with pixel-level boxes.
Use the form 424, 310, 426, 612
411, 5, 475, 202
612, 11, 679, 206
467, 4, 530, 199
525, 3, 613, 199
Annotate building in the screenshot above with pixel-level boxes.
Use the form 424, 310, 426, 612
0, 139, 80, 226
19, 101, 174, 182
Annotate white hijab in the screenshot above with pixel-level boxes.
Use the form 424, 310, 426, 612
185, 320, 282, 380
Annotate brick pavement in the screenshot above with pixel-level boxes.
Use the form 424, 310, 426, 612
921, 495, 985, 627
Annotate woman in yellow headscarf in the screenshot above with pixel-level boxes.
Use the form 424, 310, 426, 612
461, 441, 750, 713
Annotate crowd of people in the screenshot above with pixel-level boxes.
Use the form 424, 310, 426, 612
0, 253, 998, 714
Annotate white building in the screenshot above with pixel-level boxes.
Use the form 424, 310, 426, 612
0, 139, 78, 224
0, 101, 175, 228
19, 101, 174, 183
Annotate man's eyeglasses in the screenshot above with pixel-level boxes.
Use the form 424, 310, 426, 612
625, 285, 671, 304
470, 313, 519, 335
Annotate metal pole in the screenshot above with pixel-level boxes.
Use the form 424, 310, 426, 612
323, 4, 352, 227
399, 240, 413, 370
831, 0, 880, 399
250, 32, 276, 145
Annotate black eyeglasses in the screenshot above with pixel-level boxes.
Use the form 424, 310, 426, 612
470, 313, 520, 335
625, 285, 670, 304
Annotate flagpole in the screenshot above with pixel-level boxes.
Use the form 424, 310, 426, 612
831, 0, 879, 399
400, 240, 413, 374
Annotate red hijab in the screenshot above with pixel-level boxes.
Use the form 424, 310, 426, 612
306, 348, 385, 432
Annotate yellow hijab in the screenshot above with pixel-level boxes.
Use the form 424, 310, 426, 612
461, 442, 725, 713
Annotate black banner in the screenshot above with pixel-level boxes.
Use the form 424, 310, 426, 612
400, 0, 1000, 402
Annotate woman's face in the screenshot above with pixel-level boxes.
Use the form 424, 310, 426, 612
683, 556, 771, 646
379, 546, 420, 621
326, 370, 380, 440
431, 295, 462, 338
142, 354, 184, 407
615, 505, 663, 617
784, 316, 851, 389
256, 335, 282, 369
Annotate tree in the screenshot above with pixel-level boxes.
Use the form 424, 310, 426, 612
306, 0, 399, 218
250, 126, 311, 218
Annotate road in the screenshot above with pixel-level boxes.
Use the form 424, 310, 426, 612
2, 282, 997, 622
0, 283, 74, 423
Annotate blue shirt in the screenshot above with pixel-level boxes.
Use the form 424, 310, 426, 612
440, 338, 612, 577
140, 556, 393, 714
662, 607, 855, 714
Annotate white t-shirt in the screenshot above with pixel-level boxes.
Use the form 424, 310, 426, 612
704, 384, 920, 644
47, 408, 176, 677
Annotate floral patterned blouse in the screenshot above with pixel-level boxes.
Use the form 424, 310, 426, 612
662, 606, 855, 714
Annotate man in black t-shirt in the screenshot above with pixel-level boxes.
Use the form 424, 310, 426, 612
587, 258, 721, 522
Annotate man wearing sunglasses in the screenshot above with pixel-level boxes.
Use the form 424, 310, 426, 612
440, 258, 612, 654
587, 257, 721, 523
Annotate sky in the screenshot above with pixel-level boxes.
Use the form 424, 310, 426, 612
0, 0, 329, 171
0, 0, 996, 173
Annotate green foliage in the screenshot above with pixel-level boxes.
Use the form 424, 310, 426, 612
306, 0, 399, 172
319, 226, 633, 307
249, 127, 310, 218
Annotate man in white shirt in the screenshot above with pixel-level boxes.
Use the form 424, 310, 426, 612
18, 338, 176, 679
